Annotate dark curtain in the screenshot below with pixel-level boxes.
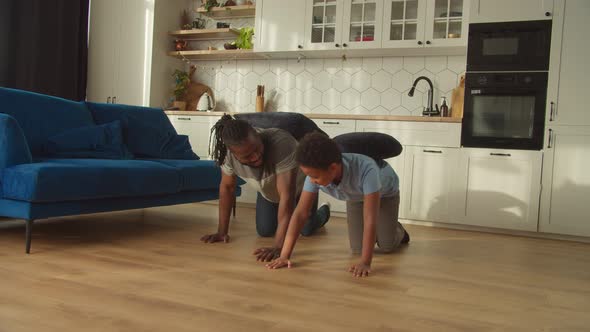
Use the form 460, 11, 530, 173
0, 0, 89, 101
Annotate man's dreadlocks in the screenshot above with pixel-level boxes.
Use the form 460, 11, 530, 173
208, 114, 255, 166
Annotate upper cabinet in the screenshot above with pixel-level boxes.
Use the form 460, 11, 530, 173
304, 0, 346, 50
546, 0, 590, 126
383, 0, 469, 48
341, 0, 385, 49
255, 0, 307, 52
254, 0, 469, 53
469, 0, 554, 23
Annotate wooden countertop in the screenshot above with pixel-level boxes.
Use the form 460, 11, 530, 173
164, 110, 462, 123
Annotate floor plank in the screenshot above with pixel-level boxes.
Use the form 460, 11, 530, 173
0, 203, 589, 331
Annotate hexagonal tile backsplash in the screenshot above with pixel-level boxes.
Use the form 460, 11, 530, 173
191, 55, 465, 115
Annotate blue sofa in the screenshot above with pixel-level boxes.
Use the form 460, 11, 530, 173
0, 87, 241, 253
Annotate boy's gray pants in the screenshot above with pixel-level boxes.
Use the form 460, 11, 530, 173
345, 192, 405, 254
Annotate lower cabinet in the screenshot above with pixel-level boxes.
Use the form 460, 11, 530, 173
539, 126, 590, 237
168, 115, 221, 158
312, 119, 357, 214
403, 146, 461, 223
167, 115, 554, 235
454, 148, 543, 231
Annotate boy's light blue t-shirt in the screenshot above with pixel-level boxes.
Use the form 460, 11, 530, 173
303, 153, 399, 202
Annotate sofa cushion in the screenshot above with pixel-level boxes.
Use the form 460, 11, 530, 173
43, 120, 134, 159
0, 113, 32, 169
159, 135, 199, 160
145, 159, 223, 192
333, 132, 403, 160
1, 159, 181, 202
86, 102, 194, 159
0, 88, 95, 156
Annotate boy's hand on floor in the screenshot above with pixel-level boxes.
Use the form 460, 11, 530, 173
266, 257, 292, 269
254, 247, 281, 262
200, 233, 230, 243
349, 262, 371, 277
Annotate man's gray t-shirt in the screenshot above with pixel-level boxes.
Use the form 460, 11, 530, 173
221, 128, 306, 203
303, 153, 399, 202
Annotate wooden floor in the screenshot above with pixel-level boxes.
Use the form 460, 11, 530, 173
1, 203, 589, 331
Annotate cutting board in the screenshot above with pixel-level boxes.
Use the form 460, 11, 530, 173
451, 75, 465, 118
184, 65, 215, 112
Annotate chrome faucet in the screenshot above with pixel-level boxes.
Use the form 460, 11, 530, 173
408, 76, 440, 116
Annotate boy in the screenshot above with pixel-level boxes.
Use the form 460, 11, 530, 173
267, 132, 409, 277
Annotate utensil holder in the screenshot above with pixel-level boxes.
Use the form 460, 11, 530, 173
256, 96, 264, 112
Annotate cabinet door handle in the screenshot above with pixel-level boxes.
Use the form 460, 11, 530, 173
342, 43, 348, 47
417, 41, 423, 45
178, 117, 192, 121
545, 11, 551, 17
423, 149, 443, 154
426, 40, 431, 45
298, 45, 303, 49
335, 43, 340, 48
107, 96, 111, 104
322, 121, 340, 125
547, 129, 553, 148
490, 153, 511, 157
112, 96, 117, 104
549, 101, 555, 121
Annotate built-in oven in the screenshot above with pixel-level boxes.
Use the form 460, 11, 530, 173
461, 72, 547, 150
467, 20, 552, 72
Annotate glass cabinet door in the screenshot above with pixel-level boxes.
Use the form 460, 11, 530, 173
342, 0, 383, 49
306, 0, 344, 50
382, 0, 426, 48
425, 0, 468, 46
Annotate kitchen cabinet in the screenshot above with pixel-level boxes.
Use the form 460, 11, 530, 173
168, 115, 222, 158
354, 120, 462, 219
404, 146, 460, 222
469, 0, 554, 23
312, 119, 357, 213
87, 0, 155, 106
304, 0, 384, 50
383, 0, 469, 48
539, 126, 590, 237
546, 0, 590, 126
254, 0, 307, 52
455, 148, 542, 231
88, 0, 187, 108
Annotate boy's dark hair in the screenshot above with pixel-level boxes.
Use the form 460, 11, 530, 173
296, 131, 342, 169
209, 114, 256, 166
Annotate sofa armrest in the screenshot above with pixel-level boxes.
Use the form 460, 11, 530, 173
0, 113, 33, 169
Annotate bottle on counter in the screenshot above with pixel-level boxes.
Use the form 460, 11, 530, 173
440, 97, 449, 117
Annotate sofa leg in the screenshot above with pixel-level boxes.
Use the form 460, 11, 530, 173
232, 198, 237, 218
25, 219, 34, 254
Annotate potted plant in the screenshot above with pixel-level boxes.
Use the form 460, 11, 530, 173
172, 69, 190, 110
235, 27, 254, 49
203, 0, 218, 12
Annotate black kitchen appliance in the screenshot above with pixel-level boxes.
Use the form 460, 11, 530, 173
467, 20, 552, 72
461, 72, 548, 150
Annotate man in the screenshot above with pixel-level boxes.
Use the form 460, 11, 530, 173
200, 114, 330, 262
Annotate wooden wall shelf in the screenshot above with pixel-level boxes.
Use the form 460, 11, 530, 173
196, 5, 255, 19
168, 49, 261, 60
169, 28, 239, 41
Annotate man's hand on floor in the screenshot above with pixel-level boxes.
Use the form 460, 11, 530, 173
200, 233, 230, 243
253, 247, 281, 262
